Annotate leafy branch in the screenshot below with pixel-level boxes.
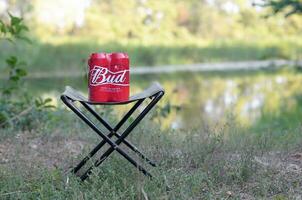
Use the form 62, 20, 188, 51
0, 13, 54, 129
259, 0, 302, 17
0, 13, 30, 42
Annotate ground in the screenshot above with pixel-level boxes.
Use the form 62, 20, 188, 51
1, 127, 302, 199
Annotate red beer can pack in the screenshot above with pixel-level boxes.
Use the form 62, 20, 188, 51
88, 52, 130, 102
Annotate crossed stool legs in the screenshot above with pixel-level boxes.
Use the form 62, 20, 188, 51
61, 91, 164, 181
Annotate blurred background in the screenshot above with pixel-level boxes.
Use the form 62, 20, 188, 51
1, 0, 302, 131
2, 1, 302, 198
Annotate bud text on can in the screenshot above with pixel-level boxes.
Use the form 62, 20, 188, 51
88, 52, 129, 102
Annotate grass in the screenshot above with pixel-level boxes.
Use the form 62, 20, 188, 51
0, 106, 302, 199
1, 36, 302, 198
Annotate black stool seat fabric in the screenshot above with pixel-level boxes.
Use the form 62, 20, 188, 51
63, 82, 164, 105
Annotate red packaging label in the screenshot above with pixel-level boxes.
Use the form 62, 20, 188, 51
88, 52, 129, 102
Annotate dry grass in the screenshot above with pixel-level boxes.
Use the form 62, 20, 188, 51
1, 118, 302, 199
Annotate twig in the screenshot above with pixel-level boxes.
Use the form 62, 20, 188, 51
141, 188, 149, 200
0, 190, 21, 196
0, 105, 34, 127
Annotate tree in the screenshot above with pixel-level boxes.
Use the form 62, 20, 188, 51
263, 0, 302, 17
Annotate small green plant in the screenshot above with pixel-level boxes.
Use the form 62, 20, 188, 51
0, 13, 54, 129
34, 97, 55, 110
151, 101, 181, 122
2, 56, 27, 96
0, 13, 29, 41
1, 13, 29, 98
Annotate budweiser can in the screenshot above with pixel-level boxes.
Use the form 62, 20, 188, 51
88, 52, 130, 102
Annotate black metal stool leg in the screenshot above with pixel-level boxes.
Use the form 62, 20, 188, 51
81, 101, 157, 167
113, 132, 157, 167
73, 100, 144, 173
80, 92, 164, 180
72, 131, 114, 174
61, 96, 152, 180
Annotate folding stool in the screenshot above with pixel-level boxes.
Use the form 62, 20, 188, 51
61, 82, 164, 181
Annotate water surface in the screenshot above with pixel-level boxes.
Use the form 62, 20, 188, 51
24, 69, 302, 130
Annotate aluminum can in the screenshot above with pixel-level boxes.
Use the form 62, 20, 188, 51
88, 52, 129, 102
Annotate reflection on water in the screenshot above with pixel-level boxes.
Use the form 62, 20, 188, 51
24, 69, 302, 130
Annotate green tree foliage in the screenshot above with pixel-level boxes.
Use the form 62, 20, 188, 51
263, 0, 302, 17
2, 0, 302, 42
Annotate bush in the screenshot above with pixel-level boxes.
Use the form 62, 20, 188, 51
0, 13, 54, 130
